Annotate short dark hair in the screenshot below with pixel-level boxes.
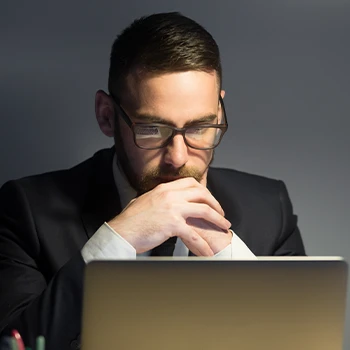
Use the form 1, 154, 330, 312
108, 12, 222, 99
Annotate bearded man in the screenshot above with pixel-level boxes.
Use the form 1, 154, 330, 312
0, 12, 305, 350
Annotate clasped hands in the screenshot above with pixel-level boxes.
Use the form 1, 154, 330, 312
108, 177, 232, 256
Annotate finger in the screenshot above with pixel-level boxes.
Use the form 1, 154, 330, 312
180, 187, 224, 215
179, 230, 214, 257
181, 203, 231, 231
155, 183, 225, 215
154, 177, 201, 191
187, 217, 229, 234
153, 177, 225, 215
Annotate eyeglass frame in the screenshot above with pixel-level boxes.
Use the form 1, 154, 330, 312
111, 94, 228, 150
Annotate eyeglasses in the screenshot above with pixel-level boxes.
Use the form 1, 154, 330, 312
111, 95, 228, 150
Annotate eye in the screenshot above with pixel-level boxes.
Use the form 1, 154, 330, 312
134, 126, 162, 139
186, 127, 205, 135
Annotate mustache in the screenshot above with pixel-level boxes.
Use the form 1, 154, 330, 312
143, 166, 203, 180
137, 166, 204, 195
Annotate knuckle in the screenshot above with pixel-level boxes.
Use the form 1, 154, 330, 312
156, 182, 167, 192
183, 177, 198, 186
170, 213, 181, 224
191, 234, 199, 242
203, 205, 212, 216
190, 177, 200, 186
158, 189, 173, 202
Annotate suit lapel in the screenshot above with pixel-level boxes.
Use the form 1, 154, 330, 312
207, 168, 242, 235
81, 147, 122, 239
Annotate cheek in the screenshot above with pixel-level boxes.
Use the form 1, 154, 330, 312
127, 145, 163, 173
190, 149, 213, 167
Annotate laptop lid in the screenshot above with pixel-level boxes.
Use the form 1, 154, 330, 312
81, 257, 348, 350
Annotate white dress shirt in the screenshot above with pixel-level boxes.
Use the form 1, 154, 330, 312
82, 155, 256, 262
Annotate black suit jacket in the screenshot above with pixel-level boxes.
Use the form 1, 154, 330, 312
0, 147, 305, 350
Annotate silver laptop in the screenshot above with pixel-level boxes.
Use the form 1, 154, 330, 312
81, 257, 348, 350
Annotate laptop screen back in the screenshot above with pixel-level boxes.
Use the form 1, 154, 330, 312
81, 258, 348, 350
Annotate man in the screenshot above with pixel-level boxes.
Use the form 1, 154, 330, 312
0, 12, 305, 350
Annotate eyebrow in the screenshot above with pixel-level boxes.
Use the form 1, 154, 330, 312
133, 113, 218, 126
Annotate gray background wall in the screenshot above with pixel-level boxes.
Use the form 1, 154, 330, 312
1, 0, 349, 347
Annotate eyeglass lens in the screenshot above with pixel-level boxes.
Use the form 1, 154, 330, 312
133, 125, 224, 149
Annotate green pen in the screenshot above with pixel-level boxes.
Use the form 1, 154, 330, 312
35, 336, 45, 350
10, 337, 18, 350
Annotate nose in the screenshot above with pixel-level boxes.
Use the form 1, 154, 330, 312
164, 134, 189, 168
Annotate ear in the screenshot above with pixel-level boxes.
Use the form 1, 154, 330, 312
220, 89, 225, 99
95, 90, 115, 137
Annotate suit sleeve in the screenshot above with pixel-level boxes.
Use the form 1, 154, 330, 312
0, 181, 84, 350
273, 181, 306, 256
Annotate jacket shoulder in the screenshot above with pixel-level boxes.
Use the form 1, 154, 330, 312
0, 147, 114, 207
208, 166, 282, 194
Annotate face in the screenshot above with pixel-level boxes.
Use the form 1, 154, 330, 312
96, 70, 225, 194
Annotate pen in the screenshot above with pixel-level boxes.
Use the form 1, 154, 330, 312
35, 336, 45, 350
11, 330, 25, 350
10, 337, 18, 350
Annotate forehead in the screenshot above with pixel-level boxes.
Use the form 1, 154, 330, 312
123, 71, 219, 125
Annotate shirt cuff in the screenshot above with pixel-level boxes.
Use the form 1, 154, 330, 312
81, 222, 136, 263
213, 230, 257, 260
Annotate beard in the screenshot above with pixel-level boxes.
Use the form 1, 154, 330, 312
137, 165, 205, 195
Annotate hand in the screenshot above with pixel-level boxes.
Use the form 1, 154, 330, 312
108, 177, 231, 256
185, 218, 232, 255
